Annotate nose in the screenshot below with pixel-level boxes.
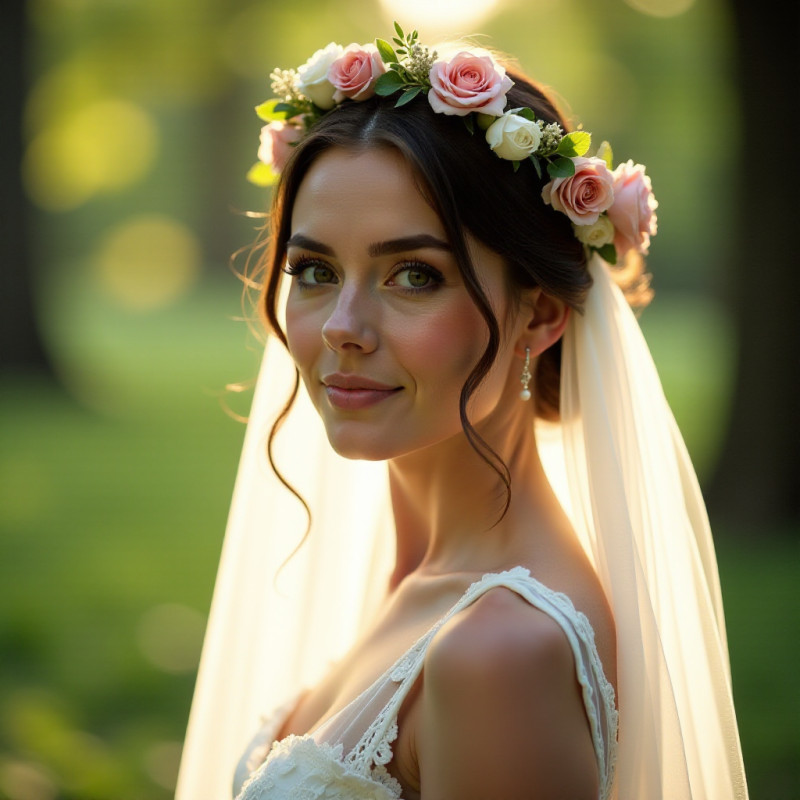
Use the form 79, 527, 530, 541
321, 283, 378, 353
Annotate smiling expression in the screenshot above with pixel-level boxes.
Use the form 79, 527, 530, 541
284, 146, 527, 462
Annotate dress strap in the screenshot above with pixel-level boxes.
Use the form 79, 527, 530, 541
342, 567, 618, 799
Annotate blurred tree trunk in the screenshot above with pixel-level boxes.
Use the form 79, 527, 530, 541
705, 1, 800, 531
0, 0, 54, 376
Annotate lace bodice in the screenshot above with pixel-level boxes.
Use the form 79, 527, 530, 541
233, 567, 618, 800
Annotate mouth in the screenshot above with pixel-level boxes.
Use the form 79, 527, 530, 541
322, 374, 403, 410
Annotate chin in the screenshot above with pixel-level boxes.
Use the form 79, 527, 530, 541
323, 425, 398, 462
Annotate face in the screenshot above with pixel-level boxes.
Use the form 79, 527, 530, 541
284, 146, 527, 462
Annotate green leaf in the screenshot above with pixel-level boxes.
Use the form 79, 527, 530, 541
512, 160, 520, 173
394, 20, 405, 39
246, 161, 277, 187
273, 102, 300, 118
547, 157, 576, 178
376, 38, 397, 64
529, 155, 542, 179
395, 85, 422, 107
375, 70, 405, 96
463, 114, 475, 135
597, 243, 617, 264
475, 113, 495, 131
255, 99, 292, 122
557, 131, 591, 158
596, 140, 614, 169
393, 37, 404, 47
515, 107, 536, 121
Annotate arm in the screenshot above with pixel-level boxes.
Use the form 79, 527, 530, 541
417, 588, 599, 800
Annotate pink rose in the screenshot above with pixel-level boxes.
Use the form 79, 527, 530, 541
258, 120, 302, 173
328, 43, 386, 102
428, 50, 513, 117
541, 156, 615, 226
607, 160, 658, 256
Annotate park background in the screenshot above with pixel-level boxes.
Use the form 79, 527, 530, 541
1, 0, 798, 798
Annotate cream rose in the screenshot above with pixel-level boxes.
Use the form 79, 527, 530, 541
607, 159, 658, 256
428, 50, 513, 117
541, 156, 615, 225
573, 215, 615, 248
328, 43, 385, 102
485, 112, 542, 161
296, 42, 343, 110
257, 121, 302, 173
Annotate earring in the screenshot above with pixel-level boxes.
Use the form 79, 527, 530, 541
520, 347, 532, 401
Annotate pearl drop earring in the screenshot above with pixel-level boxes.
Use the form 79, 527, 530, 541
520, 347, 532, 401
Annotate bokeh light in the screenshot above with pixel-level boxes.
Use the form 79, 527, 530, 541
624, 0, 696, 18
0, 760, 58, 800
378, 0, 503, 36
23, 99, 158, 212
136, 604, 206, 674
92, 215, 202, 311
142, 741, 183, 791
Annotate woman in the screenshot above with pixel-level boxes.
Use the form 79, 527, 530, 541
177, 27, 748, 799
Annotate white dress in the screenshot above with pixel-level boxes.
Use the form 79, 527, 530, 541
233, 567, 618, 800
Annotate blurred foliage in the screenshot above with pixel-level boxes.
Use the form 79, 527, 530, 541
2, 0, 797, 798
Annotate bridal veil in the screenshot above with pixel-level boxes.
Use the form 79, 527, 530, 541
175, 255, 748, 799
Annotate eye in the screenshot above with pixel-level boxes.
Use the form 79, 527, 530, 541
389, 262, 443, 291
285, 257, 338, 287
303, 264, 336, 284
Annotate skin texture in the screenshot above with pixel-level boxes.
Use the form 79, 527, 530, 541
285, 146, 523, 464
281, 146, 616, 799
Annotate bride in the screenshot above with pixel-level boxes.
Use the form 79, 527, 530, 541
176, 27, 748, 799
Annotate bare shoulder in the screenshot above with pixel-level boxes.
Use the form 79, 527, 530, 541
427, 587, 575, 684
417, 587, 600, 800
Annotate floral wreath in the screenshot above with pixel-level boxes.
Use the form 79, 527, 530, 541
249, 23, 658, 264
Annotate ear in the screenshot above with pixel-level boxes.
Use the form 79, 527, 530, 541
515, 288, 570, 358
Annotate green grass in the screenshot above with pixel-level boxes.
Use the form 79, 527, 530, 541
1, 284, 797, 799
1, 282, 259, 800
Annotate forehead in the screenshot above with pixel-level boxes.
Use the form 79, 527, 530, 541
290, 146, 446, 242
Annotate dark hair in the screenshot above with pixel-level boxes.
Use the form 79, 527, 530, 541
255, 68, 650, 516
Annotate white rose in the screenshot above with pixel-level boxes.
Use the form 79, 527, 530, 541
297, 42, 343, 110
573, 214, 615, 248
485, 113, 542, 160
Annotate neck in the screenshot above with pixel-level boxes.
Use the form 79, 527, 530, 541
387, 400, 564, 586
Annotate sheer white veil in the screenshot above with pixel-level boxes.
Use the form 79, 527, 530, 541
175, 255, 748, 799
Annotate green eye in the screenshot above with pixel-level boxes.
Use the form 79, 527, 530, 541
394, 267, 432, 288
298, 263, 336, 284
312, 265, 335, 283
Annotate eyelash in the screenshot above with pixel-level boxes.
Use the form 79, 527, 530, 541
283, 256, 444, 295
283, 256, 335, 288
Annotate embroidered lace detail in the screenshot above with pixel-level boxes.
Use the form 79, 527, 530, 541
343, 709, 403, 794
233, 691, 305, 796
237, 735, 400, 800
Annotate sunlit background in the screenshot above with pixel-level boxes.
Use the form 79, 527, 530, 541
2, 0, 798, 798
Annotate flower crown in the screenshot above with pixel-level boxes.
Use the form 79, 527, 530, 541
249, 23, 658, 264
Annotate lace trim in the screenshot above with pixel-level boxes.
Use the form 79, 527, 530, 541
493, 567, 619, 800
237, 735, 402, 799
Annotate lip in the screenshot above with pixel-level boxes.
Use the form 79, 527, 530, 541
322, 373, 402, 410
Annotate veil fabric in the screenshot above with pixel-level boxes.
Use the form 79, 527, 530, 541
175, 255, 748, 799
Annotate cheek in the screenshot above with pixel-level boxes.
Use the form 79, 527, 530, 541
284, 302, 320, 373
391, 298, 488, 391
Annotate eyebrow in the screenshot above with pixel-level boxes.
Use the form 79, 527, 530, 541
285, 233, 451, 257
